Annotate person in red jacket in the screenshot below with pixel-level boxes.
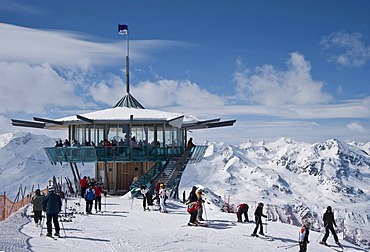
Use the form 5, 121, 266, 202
236, 203, 249, 223
93, 183, 106, 213
79, 176, 88, 198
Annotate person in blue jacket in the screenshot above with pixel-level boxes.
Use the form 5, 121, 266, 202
43, 186, 62, 237
84, 183, 96, 214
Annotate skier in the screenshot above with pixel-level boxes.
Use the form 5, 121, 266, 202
196, 188, 205, 221
159, 184, 167, 213
298, 220, 311, 252
320, 206, 341, 247
84, 183, 96, 214
187, 186, 198, 204
236, 203, 249, 223
140, 185, 153, 211
31, 189, 45, 227
93, 183, 106, 213
154, 179, 163, 204
251, 202, 267, 237
187, 200, 201, 226
79, 176, 88, 198
43, 186, 62, 237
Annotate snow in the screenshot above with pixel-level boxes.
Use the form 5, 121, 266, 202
0, 132, 370, 251
5, 193, 367, 252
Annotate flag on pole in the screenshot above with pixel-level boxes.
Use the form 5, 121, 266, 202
118, 24, 128, 35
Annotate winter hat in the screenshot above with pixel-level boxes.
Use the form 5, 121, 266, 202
327, 206, 332, 212
48, 186, 54, 192
258, 202, 264, 207
35, 189, 41, 195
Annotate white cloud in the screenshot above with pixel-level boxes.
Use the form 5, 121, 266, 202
346, 122, 365, 132
0, 61, 86, 114
321, 32, 370, 67
89, 77, 226, 110
234, 52, 332, 107
0, 23, 187, 68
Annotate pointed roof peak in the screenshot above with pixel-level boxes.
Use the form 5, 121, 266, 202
114, 93, 145, 109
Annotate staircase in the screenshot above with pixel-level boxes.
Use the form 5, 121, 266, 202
129, 145, 208, 198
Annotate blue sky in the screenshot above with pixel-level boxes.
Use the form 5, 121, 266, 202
1, 0, 370, 144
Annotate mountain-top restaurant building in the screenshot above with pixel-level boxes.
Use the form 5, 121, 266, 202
11, 93, 235, 197
11, 25, 235, 197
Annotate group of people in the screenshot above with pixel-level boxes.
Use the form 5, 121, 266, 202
31, 186, 62, 238
183, 186, 341, 252
79, 176, 107, 214
139, 179, 168, 213
138, 179, 174, 214
185, 186, 205, 225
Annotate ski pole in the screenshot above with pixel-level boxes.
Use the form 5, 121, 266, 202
40, 215, 45, 236
277, 243, 299, 249
203, 204, 208, 221
130, 196, 134, 210
59, 216, 66, 237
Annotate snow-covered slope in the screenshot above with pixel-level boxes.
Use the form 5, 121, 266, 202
0, 132, 93, 200
180, 138, 370, 247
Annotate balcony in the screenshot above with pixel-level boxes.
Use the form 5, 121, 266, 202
44, 146, 188, 164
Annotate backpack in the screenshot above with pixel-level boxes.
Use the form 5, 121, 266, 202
187, 201, 200, 214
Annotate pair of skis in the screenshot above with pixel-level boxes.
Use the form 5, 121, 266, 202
319, 242, 344, 251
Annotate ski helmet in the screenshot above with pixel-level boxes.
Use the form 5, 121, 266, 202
327, 206, 332, 212
258, 202, 264, 207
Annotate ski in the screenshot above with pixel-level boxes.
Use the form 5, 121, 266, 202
182, 222, 210, 227
244, 234, 274, 241
319, 242, 344, 252
42, 234, 58, 241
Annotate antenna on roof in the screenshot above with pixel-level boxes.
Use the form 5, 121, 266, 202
118, 24, 130, 94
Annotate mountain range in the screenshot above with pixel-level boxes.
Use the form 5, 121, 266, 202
1, 132, 369, 247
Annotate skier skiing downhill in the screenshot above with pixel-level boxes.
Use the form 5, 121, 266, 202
320, 206, 341, 247
298, 220, 310, 252
251, 202, 267, 237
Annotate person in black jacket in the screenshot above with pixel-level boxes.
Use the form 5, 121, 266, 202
187, 186, 198, 203
298, 221, 310, 252
43, 186, 62, 237
251, 202, 267, 237
320, 206, 340, 246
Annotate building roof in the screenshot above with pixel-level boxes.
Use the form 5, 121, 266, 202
114, 93, 145, 109
11, 106, 236, 130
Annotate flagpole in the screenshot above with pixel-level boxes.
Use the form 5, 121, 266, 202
126, 29, 130, 94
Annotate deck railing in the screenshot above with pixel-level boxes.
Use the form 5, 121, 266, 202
44, 146, 191, 164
